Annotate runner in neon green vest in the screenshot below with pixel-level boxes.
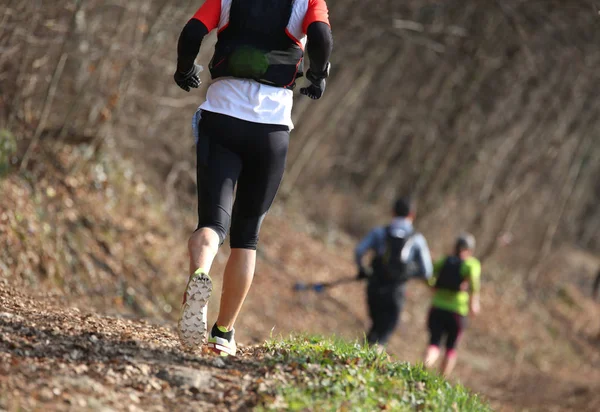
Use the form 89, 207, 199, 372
423, 233, 481, 377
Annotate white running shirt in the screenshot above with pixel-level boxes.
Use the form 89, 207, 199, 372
191, 0, 330, 130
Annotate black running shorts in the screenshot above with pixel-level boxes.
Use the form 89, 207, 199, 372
195, 111, 289, 249
427, 307, 466, 350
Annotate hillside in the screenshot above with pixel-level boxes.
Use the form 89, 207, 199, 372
2, 0, 600, 411
1, 141, 599, 411
3, 0, 599, 266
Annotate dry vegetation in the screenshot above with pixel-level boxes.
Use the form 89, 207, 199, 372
1, 0, 600, 411
2, 1, 599, 280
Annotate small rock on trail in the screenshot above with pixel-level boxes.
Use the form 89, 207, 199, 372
156, 366, 212, 389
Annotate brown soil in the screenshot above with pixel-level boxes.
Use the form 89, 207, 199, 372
0, 281, 277, 412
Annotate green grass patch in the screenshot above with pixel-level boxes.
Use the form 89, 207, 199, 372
259, 335, 491, 412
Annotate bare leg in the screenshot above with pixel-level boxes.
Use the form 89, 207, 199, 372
216, 248, 256, 330
424, 345, 441, 369
441, 349, 458, 377
188, 228, 220, 276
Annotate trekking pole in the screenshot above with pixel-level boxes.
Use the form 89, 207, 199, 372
293, 276, 361, 293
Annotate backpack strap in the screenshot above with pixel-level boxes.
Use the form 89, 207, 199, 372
434, 255, 465, 291
373, 225, 416, 284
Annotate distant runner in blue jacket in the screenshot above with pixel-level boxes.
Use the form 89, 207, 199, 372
355, 197, 433, 347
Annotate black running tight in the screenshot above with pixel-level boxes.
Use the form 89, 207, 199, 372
195, 111, 289, 250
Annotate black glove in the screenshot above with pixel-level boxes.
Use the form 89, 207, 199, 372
357, 267, 369, 280
174, 64, 202, 92
300, 62, 330, 100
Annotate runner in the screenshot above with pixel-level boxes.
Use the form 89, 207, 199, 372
355, 197, 433, 349
174, 0, 333, 356
423, 233, 481, 376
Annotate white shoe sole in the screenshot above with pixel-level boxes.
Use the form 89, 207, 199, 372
178, 273, 212, 351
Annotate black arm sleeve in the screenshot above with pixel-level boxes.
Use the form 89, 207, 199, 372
176, 19, 210, 74
306, 22, 333, 74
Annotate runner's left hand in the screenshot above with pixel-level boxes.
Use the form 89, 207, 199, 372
174, 64, 202, 92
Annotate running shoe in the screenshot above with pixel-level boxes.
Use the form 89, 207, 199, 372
178, 270, 212, 350
207, 323, 236, 356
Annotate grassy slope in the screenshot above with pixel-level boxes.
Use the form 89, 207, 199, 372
260, 336, 490, 412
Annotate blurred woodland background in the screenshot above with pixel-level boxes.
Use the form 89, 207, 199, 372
1, 1, 600, 410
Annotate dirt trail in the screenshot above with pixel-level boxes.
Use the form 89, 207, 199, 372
2, 264, 600, 411
0, 281, 269, 412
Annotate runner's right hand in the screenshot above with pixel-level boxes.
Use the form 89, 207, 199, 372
174, 64, 202, 92
469, 298, 480, 316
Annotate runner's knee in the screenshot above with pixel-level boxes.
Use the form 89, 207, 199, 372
428, 344, 440, 352
190, 226, 224, 250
